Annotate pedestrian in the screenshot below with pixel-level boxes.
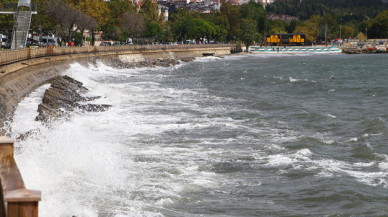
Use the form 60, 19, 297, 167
65, 42, 68, 47
70, 41, 74, 47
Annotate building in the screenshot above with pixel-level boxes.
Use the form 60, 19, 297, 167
158, 5, 169, 21
267, 14, 300, 22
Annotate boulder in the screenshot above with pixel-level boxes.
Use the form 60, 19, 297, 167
36, 76, 111, 122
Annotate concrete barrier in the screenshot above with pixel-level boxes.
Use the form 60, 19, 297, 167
0, 44, 233, 67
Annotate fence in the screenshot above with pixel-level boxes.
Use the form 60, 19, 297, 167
0, 44, 233, 67
0, 136, 41, 217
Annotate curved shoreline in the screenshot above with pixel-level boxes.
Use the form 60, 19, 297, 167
0, 47, 235, 134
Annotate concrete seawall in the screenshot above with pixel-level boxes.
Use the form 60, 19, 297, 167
0, 46, 232, 133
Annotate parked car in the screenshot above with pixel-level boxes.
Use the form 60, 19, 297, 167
39, 36, 56, 47
1, 37, 10, 48
113, 42, 121, 46
26, 38, 39, 47
99, 41, 112, 46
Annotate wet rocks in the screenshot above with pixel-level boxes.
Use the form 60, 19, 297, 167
179, 57, 196, 62
36, 75, 111, 122
103, 57, 191, 69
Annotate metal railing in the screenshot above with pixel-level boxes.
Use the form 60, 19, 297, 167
0, 3, 37, 13
0, 44, 233, 66
0, 136, 41, 217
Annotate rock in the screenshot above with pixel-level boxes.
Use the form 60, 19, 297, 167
179, 57, 196, 62
36, 76, 111, 122
103, 57, 186, 69
15, 129, 40, 141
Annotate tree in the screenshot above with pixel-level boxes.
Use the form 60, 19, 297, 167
239, 18, 259, 50
144, 22, 162, 39
356, 32, 367, 41
269, 19, 287, 33
371, 10, 388, 38
286, 19, 303, 34
140, 0, 158, 24
31, 0, 58, 35
220, 3, 240, 41
341, 25, 355, 39
200, 11, 229, 40
239, 0, 267, 34
172, 18, 221, 43
121, 11, 145, 37
77, 0, 110, 27
47, 0, 96, 43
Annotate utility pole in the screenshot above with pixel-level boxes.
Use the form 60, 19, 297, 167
324, 17, 330, 47
340, 18, 342, 40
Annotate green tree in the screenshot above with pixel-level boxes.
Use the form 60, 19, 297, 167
239, 0, 267, 34
220, 3, 240, 41
239, 18, 259, 50
77, 0, 110, 27
144, 22, 162, 38
356, 32, 367, 41
268, 19, 287, 33
371, 10, 388, 38
101, 0, 135, 41
341, 25, 355, 39
140, 0, 158, 24
30, 0, 59, 35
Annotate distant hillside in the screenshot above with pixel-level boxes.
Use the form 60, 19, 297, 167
266, 0, 388, 21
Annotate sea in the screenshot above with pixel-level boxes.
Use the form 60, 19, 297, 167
4, 53, 388, 217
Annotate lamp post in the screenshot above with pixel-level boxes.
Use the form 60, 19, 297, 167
340, 18, 342, 41
325, 23, 327, 47
63, 29, 67, 47
38, 24, 43, 47
14, 21, 18, 49
161, 33, 164, 45
5, 28, 8, 46
365, 28, 367, 40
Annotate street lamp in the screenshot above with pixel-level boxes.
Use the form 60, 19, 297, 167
14, 21, 18, 49
63, 29, 67, 47
38, 23, 42, 47
340, 18, 342, 40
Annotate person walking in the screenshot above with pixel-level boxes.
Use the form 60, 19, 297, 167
70, 41, 74, 47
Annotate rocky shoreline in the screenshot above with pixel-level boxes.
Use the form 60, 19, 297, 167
36, 56, 198, 121
0, 55, 211, 137
35, 75, 111, 122
99, 56, 196, 69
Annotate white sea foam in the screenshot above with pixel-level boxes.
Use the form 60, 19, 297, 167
325, 114, 337, 118
9, 55, 387, 216
11, 84, 50, 134
344, 137, 358, 142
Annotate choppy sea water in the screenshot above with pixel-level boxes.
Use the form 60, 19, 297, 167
6, 54, 388, 216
